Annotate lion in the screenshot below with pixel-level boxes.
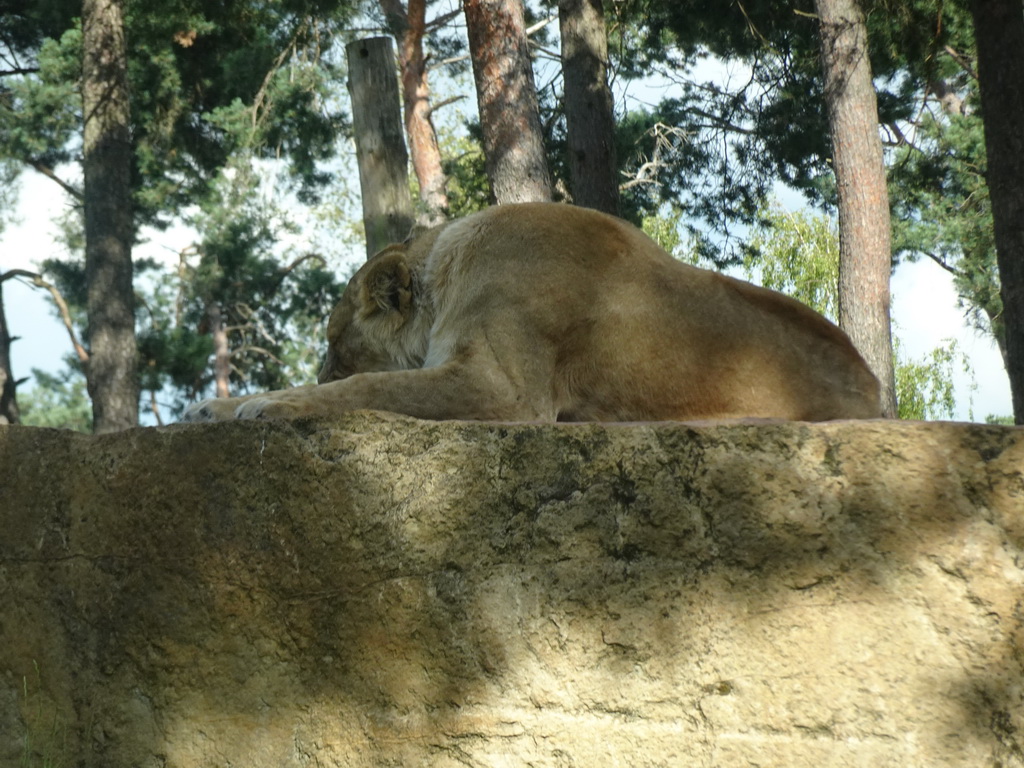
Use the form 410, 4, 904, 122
182, 202, 881, 423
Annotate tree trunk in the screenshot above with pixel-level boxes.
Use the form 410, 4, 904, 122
208, 303, 231, 399
970, 0, 1024, 424
347, 37, 416, 259
82, 0, 138, 433
381, 0, 450, 226
814, 0, 898, 418
0, 280, 20, 425
464, 0, 553, 204
558, 0, 619, 216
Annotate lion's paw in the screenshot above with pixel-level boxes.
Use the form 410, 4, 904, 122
181, 398, 229, 422
234, 397, 298, 420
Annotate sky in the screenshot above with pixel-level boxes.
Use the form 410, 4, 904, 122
0, 165, 1012, 423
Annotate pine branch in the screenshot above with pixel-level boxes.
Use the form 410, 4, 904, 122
26, 160, 84, 201
922, 251, 961, 278
250, 19, 309, 138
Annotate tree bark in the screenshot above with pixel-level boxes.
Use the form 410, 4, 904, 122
464, 0, 553, 204
82, 0, 138, 433
970, 0, 1024, 424
347, 37, 416, 259
558, 0, 619, 216
207, 303, 231, 399
381, 0, 450, 226
814, 0, 898, 418
0, 281, 20, 425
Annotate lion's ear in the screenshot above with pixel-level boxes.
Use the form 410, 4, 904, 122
361, 251, 413, 317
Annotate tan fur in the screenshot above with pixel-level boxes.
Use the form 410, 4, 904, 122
183, 203, 881, 423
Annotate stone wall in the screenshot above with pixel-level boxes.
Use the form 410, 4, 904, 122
1, 413, 1022, 767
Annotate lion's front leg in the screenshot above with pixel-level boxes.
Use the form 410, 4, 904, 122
181, 386, 316, 422
215, 362, 551, 422
182, 353, 554, 422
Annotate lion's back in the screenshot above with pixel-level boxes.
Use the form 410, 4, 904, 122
421, 203, 881, 421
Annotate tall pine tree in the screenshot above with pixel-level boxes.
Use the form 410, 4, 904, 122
815, 0, 898, 417
81, 0, 137, 432
464, 0, 553, 203
970, 0, 1024, 423
559, 0, 619, 215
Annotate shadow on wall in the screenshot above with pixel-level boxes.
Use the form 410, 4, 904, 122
1, 415, 1022, 766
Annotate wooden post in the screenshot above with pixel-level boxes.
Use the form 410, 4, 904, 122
347, 37, 415, 260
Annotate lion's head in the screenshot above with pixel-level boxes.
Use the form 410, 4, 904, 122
318, 243, 433, 384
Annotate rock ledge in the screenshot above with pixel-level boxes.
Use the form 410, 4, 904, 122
1, 414, 1022, 767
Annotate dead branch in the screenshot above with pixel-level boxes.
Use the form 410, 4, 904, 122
619, 123, 690, 192
429, 54, 471, 72
425, 6, 463, 32
429, 94, 467, 111
148, 389, 164, 426
943, 45, 978, 81
0, 269, 89, 365
525, 14, 557, 37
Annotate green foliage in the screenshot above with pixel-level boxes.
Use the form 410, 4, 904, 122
125, 1, 351, 221
37, 257, 86, 324
137, 321, 214, 396
895, 338, 974, 421
640, 207, 686, 258
19, 159, 350, 420
135, 163, 348, 414
440, 130, 491, 218
600, 0, 1002, 388
641, 205, 715, 265
985, 414, 1014, 426
592, 0, 982, 262
602, 0, 835, 239
1, 0, 361, 423
19, 368, 91, 432
0, 30, 81, 170
889, 88, 1002, 345
0, 159, 19, 231
1, 0, 357, 229
0, 0, 79, 55
744, 203, 840, 320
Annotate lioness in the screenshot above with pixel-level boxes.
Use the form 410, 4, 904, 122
183, 202, 881, 423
